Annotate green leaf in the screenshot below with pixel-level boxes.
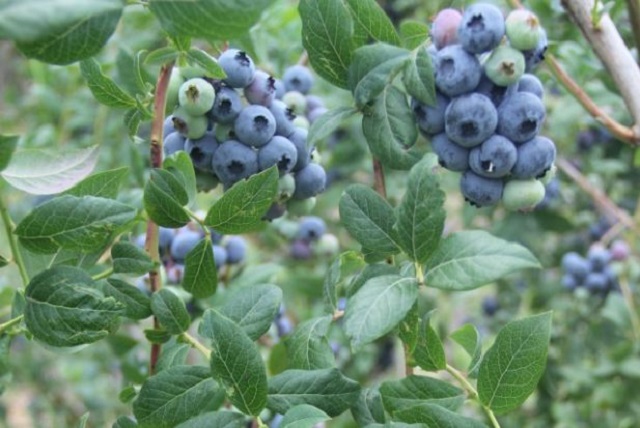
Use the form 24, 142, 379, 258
286, 315, 334, 370
344, 275, 418, 349
402, 48, 436, 106
394, 403, 488, 427
399, 21, 429, 50
1, 145, 99, 195
339, 184, 400, 257
379, 376, 464, 415
24, 266, 123, 347
345, 0, 401, 46
424, 230, 542, 291
217, 284, 282, 341
397, 303, 419, 356
145, 329, 172, 344
145, 47, 180, 66
281, 404, 330, 428
151, 289, 190, 335
164, 151, 197, 205
186, 48, 226, 78
450, 324, 482, 376
478, 312, 552, 415
204, 167, 278, 234
366, 423, 425, 428
133, 365, 224, 428
112, 242, 155, 276
299, 0, 355, 89
323, 251, 365, 312
183, 238, 218, 299
0, 135, 18, 173
77, 413, 90, 428
144, 169, 190, 229
351, 387, 386, 426
119, 386, 137, 403
124, 108, 143, 139
149, 0, 271, 40
348, 44, 409, 107
267, 368, 361, 417
15, 195, 136, 254
175, 411, 246, 428
64, 167, 129, 199
413, 315, 446, 371
11, 289, 26, 318
156, 342, 190, 373
347, 263, 398, 297
362, 85, 420, 170
112, 416, 138, 428
80, 59, 137, 108
395, 155, 445, 264
0, 336, 13, 394
199, 309, 268, 416
307, 107, 358, 148
102, 278, 152, 320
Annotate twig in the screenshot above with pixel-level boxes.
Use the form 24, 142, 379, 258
372, 158, 387, 198
180, 332, 212, 360
0, 197, 29, 287
446, 364, 501, 428
91, 267, 113, 281
0, 314, 23, 335
297, 51, 309, 66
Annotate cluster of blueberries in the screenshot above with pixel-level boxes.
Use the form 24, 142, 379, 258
287, 216, 340, 260
163, 50, 328, 220
561, 240, 630, 295
414, 3, 556, 209
135, 223, 247, 285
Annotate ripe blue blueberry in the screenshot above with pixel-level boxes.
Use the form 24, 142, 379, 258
218, 49, 256, 88
263, 202, 287, 221
185, 131, 219, 172
269, 100, 297, 137
561, 252, 590, 280
460, 170, 504, 207
287, 127, 311, 172
511, 136, 556, 179
523, 28, 548, 72
290, 239, 313, 260
297, 216, 326, 241
469, 134, 517, 178
170, 230, 202, 262
517, 74, 544, 99
211, 139, 259, 186
274, 79, 286, 99
163, 114, 176, 137
497, 92, 546, 143
458, 3, 505, 54
234, 105, 277, 148
258, 136, 299, 174
412, 92, 449, 135
163, 132, 186, 157
434, 45, 482, 97
292, 163, 327, 200
445, 93, 498, 147
159, 227, 175, 250
210, 86, 242, 124
482, 296, 499, 316
224, 236, 247, 264
475, 74, 517, 107
212, 245, 228, 268
244, 70, 276, 106
584, 272, 609, 292
562, 274, 578, 291
587, 245, 611, 272
283, 65, 314, 95
430, 133, 469, 172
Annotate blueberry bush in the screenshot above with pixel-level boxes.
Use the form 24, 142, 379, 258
0, 0, 639, 427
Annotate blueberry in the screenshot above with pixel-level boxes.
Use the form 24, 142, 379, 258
610, 240, 630, 261
497, 92, 546, 143
195, 169, 220, 192
502, 179, 546, 211
506, 9, 542, 51
257, 136, 299, 174
430, 133, 469, 172
170, 230, 202, 262
460, 170, 504, 207
282, 91, 307, 116
412, 92, 449, 135
305, 95, 325, 115
292, 163, 326, 200
589, 217, 612, 241
159, 227, 175, 250
444, 93, 498, 147
184, 132, 219, 172
292, 116, 310, 130
584, 272, 609, 292
210, 86, 243, 124
134, 234, 146, 249
270, 414, 284, 428
475, 74, 517, 107
587, 245, 611, 272
269, 100, 297, 137
469, 134, 517, 178
172, 106, 208, 140
274, 79, 286, 99
290, 239, 313, 260
178, 78, 216, 116
561, 252, 589, 280
523, 28, 548, 72
244, 70, 277, 107
307, 107, 328, 124
277, 173, 296, 202
163, 132, 186, 157
297, 216, 326, 241
482, 296, 499, 316
562, 274, 578, 291
166, 263, 185, 284
212, 245, 228, 268
166, 69, 184, 112
224, 236, 247, 264
483, 45, 525, 87
431, 8, 463, 50
211, 140, 259, 186
517, 74, 544, 99
234, 105, 277, 148
287, 127, 311, 172
458, 3, 505, 54
262, 202, 287, 221
287, 197, 316, 216
434, 45, 482, 97
282, 65, 314, 95
218, 49, 256, 88
163, 114, 176, 137
276, 315, 294, 336
312, 233, 340, 257
511, 136, 556, 179
214, 123, 234, 142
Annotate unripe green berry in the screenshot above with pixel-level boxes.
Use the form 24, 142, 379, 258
282, 91, 307, 116
503, 178, 545, 211
214, 123, 233, 142
195, 169, 219, 192
178, 78, 216, 116
539, 163, 557, 185
311, 233, 340, 257
506, 9, 541, 51
292, 115, 310, 130
286, 197, 316, 217
484, 45, 526, 86
172, 106, 208, 139
277, 174, 296, 202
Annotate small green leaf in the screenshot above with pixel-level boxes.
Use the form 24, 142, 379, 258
1, 145, 99, 195
15, 195, 136, 254
345, 0, 401, 46
450, 324, 482, 376
379, 376, 464, 415
402, 47, 436, 106
307, 107, 358, 148
286, 315, 334, 370
0, 135, 18, 173
124, 108, 143, 139
150, 289, 190, 335
112, 242, 155, 275
145, 47, 180, 65
281, 404, 330, 428
64, 167, 129, 199
144, 328, 172, 344
119, 386, 137, 403
199, 309, 268, 416
394, 403, 488, 427
424, 230, 541, 291
164, 151, 197, 206
204, 167, 278, 234
183, 238, 218, 299
133, 365, 224, 428
395, 155, 445, 264
478, 312, 552, 415
77, 413, 90, 428
175, 411, 247, 428
339, 184, 401, 257
217, 284, 282, 341
102, 278, 152, 320
267, 368, 361, 417
346, 263, 398, 297
80, 59, 137, 108
323, 251, 365, 312
186, 48, 226, 78
413, 315, 446, 371
156, 342, 190, 373
397, 303, 419, 355
24, 266, 123, 347
400, 21, 429, 49
144, 169, 190, 228
351, 387, 386, 426
344, 275, 418, 349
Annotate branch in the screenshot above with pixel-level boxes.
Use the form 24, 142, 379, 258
0, 196, 29, 287
446, 364, 501, 428
560, 0, 640, 143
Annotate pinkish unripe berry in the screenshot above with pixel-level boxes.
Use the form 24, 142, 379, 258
431, 8, 463, 50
